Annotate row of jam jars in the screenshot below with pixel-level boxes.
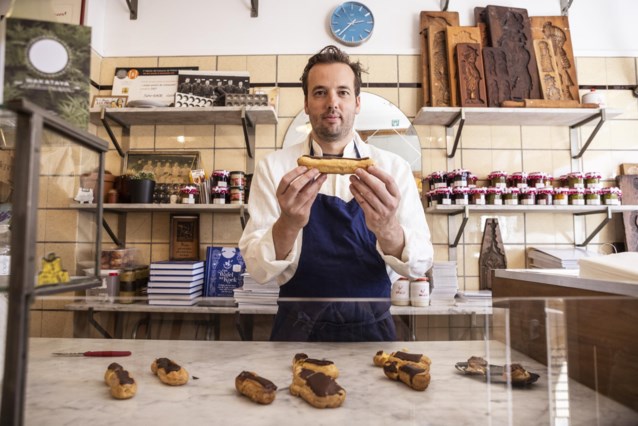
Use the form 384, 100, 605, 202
528, 172, 554, 189
487, 171, 507, 188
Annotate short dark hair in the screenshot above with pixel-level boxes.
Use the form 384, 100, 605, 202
300, 45, 365, 97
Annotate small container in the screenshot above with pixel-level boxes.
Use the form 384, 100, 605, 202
426, 190, 437, 207
119, 268, 136, 304
410, 277, 430, 307
180, 185, 199, 204
567, 172, 585, 189
485, 187, 503, 205
446, 171, 456, 187
568, 188, 585, 205
435, 188, 453, 205
543, 175, 554, 188
391, 277, 410, 306
519, 187, 537, 205
528, 172, 548, 189
453, 187, 470, 205
229, 171, 246, 187
107, 189, 119, 204
584, 172, 602, 189
470, 187, 487, 205
105, 272, 120, 303
508, 172, 528, 189
212, 186, 229, 204
429, 171, 448, 189
585, 188, 601, 205
487, 171, 508, 188
601, 187, 622, 205
503, 187, 520, 205
230, 186, 245, 204
582, 88, 605, 107
558, 174, 569, 188
212, 170, 230, 187
452, 169, 471, 187
468, 174, 478, 188
536, 188, 554, 205
553, 187, 568, 205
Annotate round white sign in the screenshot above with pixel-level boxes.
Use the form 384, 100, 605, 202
27, 38, 69, 75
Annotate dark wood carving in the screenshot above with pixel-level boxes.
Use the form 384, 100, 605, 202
482, 47, 511, 107
428, 25, 452, 107
456, 43, 487, 107
420, 11, 459, 107
474, 7, 490, 47
530, 16, 580, 101
533, 39, 563, 100
617, 175, 638, 252
445, 26, 481, 107
479, 218, 507, 290
485, 5, 541, 100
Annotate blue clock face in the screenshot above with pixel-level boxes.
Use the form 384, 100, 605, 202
330, 2, 374, 46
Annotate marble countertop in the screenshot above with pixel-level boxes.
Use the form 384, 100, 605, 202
20, 338, 636, 425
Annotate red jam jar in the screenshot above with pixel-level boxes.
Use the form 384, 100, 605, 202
528, 172, 548, 189
446, 171, 456, 187
544, 174, 554, 188
485, 187, 503, 205
503, 187, 520, 205
519, 187, 537, 205
452, 169, 471, 187
428, 171, 448, 190
568, 188, 585, 205
536, 188, 553, 205
470, 187, 487, 205
487, 171, 508, 188
567, 172, 585, 189
585, 188, 601, 205
468, 174, 478, 188
558, 174, 569, 188
601, 187, 622, 205
453, 187, 470, 205
212, 186, 228, 204
508, 172, 528, 188
584, 171, 602, 189
425, 190, 436, 207
435, 188, 453, 205
212, 169, 229, 187
553, 187, 568, 205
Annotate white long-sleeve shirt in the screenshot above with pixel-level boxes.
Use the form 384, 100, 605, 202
238, 135, 433, 286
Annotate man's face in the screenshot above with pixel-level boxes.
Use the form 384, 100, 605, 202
304, 62, 360, 147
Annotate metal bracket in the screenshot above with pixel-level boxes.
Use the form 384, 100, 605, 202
87, 308, 113, 338
100, 109, 127, 158
102, 217, 124, 247
450, 206, 470, 248
251, 0, 258, 17
571, 108, 606, 159
561, 0, 574, 16
239, 204, 248, 230
446, 109, 465, 158
575, 206, 612, 247
126, 0, 137, 20
440, 0, 450, 12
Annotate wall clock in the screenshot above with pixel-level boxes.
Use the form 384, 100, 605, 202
329, 2, 374, 47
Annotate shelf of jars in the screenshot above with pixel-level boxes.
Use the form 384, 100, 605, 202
72, 202, 245, 214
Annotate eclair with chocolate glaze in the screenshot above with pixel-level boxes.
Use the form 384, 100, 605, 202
290, 368, 346, 409
151, 357, 189, 386
235, 371, 277, 405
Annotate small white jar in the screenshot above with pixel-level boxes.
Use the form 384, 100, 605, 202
410, 278, 430, 307
391, 277, 410, 306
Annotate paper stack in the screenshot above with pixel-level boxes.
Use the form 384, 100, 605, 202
233, 273, 279, 309
147, 260, 205, 306
427, 262, 459, 306
527, 247, 599, 269
579, 252, 638, 283
455, 290, 492, 307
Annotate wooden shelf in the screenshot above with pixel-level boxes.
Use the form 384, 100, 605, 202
72, 203, 245, 214
89, 106, 278, 127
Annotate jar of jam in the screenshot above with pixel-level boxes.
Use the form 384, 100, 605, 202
585, 188, 601, 205
428, 171, 448, 190
544, 175, 554, 188
435, 188, 453, 205
485, 187, 503, 205
452, 169, 471, 187
468, 174, 478, 188
503, 187, 520, 205
470, 187, 486, 205
584, 172, 602, 189
508, 172, 528, 188
230, 171, 246, 187
230, 186, 245, 204
446, 171, 456, 187
567, 172, 585, 189
558, 174, 569, 188
553, 187, 568, 205
528, 172, 548, 189
212, 186, 229, 204
119, 268, 136, 304
453, 187, 470, 205
536, 188, 553, 205
212, 169, 229, 187
487, 171, 508, 188
568, 188, 585, 205
601, 187, 622, 205
425, 190, 435, 207
519, 187, 537, 205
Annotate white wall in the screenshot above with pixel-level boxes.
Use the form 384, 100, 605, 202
85, 0, 638, 58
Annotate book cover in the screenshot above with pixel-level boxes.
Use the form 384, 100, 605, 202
203, 246, 245, 297
2, 17, 91, 129
175, 70, 249, 107
148, 297, 201, 306
147, 290, 202, 300
150, 260, 205, 270
147, 279, 204, 289
149, 274, 204, 283
150, 267, 205, 277
147, 284, 203, 295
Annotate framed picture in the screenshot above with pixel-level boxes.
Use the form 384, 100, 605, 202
92, 95, 128, 108
125, 151, 200, 184
170, 215, 200, 261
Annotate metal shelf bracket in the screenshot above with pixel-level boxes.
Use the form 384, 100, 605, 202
440, 0, 450, 12
571, 108, 606, 159
446, 109, 465, 158
126, 0, 137, 20
561, 0, 574, 16
100, 109, 128, 158
251, 0, 258, 17
575, 206, 613, 247
450, 206, 470, 248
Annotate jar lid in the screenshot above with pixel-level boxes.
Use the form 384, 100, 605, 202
488, 171, 507, 178
601, 187, 622, 195
509, 172, 528, 180
452, 168, 470, 176
452, 187, 471, 194
568, 171, 584, 178
585, 171, 602, 179
412, 277, 429, 282
429, 171, 446, 178
520, 187, 537, 194
584, 188, 601, 195
568, 188, 585, 194
505, 187, 520, 194
212, 186, 229, 194
212, 169, 229, 176
528, 171, 547, 179
470, 187, 487, 194
486, 187, 503, 194
435, 188, 452, 194
230, 170, 245, 175
537, 188, 554, 195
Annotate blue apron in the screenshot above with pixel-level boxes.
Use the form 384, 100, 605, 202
270, 143, 396, 342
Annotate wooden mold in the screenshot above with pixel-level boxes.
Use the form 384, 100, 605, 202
482, 47, 511, 107
530, 16, 580, 102
474, 7, 490, 47
533, 39, 563, 100
479, 218, 507, 291
445, 26, 482, 107
419, 11, 459, 107
617, 175, 638, 252
456, 43, 487, 107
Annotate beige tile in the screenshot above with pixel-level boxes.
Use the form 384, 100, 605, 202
150, 244, 170, 262
198, 149, 215, 173
491, 149, 523, 174
463, 244, 481, 276
504, 245, 526, 269
426, 214, 449, 245
362, 87, 399, 107
198, 213, 213, 244
432, 244, 449, 262
215, 125, 245, 149
277, 87, 305, 118
29, 311, 42, 337
90, 49, 102, 83
150, 212, 170, 243
125, 213, 152, 243
47, 177, 76, 208
217, 56, 248, 71
158, 56, 216, 70
610, 120, 638, 149
276, 117, 294, 148
521, 125, 569, 150
184, 125, 215, 149
366, 56, 398, 83
490, 125, 521, 150
605, 57, 637, 85
277, 55, 309, 83
462, 125, 491, 149
526, 213, 574, 244
575, 57, 606, 85
255, 124, 276, 149
399, 87, 420, 118
605, 90, 638, 119
44, 211, 78, 242
247, 55, 277, 84
129, 125, 157, 150
154, 125, 186, 149
460, 149, 492, 177
583, 213, 623, 244
398, 55, 420, 84
255, 148, 275, 165
40, 311, 74, 338
523, 150, 556, 175
125, 243, 151, 264
611, 151, 638, 176
349, 55, 369, 84
551, 151, 573, 180
212, 214, 244, 244
214, 148, 247, 172
582, 150, 615, 179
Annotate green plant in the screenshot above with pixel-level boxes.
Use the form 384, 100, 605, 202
130, 171, 156, 181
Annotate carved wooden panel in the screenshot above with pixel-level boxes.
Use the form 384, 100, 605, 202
474, 7, 490, 47
445, 26, 481, 107
479, 219, 507, 290
456, 43, 487, 107
419, 11, 459, 107
533, 39, 563, 100
485, 5, 541, 100
482, 47, 511, 107
530, 16, 579, 101
617, 175, 638, 252
428, 25, 452, 107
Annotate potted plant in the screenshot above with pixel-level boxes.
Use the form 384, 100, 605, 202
127, 171, 156, 203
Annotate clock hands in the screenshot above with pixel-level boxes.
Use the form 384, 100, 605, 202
337, 19, 366, 35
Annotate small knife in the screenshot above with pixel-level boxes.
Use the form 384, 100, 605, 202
52, 351, 132, 357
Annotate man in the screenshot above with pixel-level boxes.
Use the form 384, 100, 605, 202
239, 45, 433, 341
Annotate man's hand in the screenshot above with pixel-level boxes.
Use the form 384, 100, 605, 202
273, 166, 327, 260
349, 166, 405, 258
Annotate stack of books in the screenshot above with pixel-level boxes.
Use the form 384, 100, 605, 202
527, 247, 599, 269
233, 273, 279, 309
427, 261, 459, 306
147, 260, 205, 306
